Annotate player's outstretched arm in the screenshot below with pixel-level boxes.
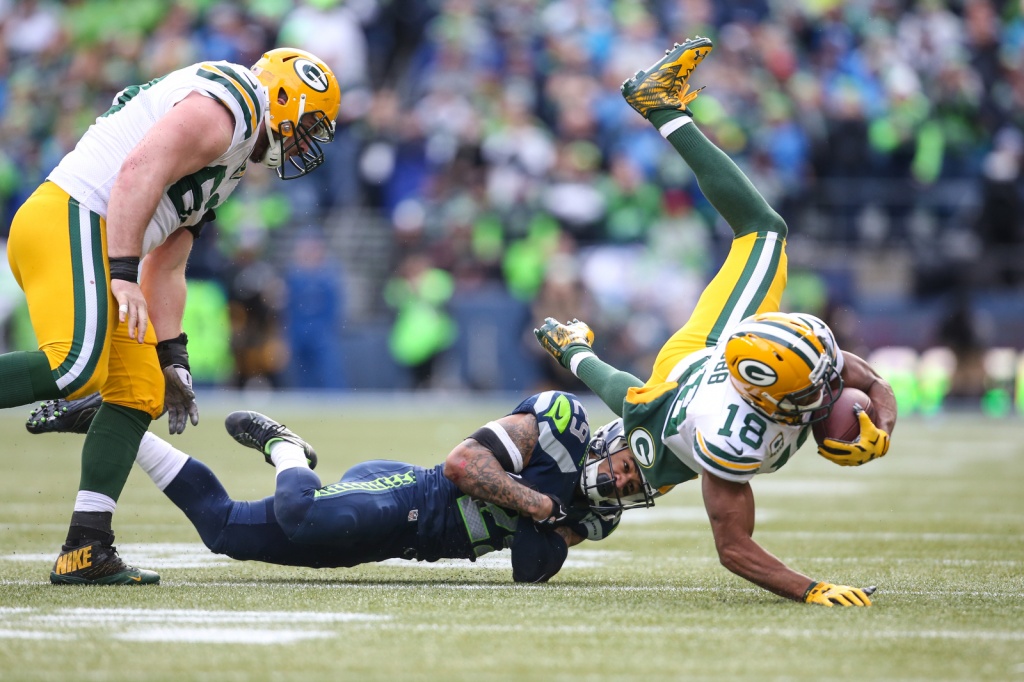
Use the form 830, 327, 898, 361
444, 412, 562, 523
701, 472, 873, 606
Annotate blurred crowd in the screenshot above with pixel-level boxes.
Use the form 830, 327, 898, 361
0, 0, 1021, 393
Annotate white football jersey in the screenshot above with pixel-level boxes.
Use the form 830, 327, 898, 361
623, 334, 845, 488
48, 61, 268, 256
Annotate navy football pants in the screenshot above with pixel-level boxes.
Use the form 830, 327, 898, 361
163, 458, 421, 568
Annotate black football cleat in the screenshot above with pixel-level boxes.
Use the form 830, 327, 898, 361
50, 540, 159, 585
224, 411, 318, 469
26, 393, 103, 435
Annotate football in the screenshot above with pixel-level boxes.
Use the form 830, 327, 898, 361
812, 387, 873, 444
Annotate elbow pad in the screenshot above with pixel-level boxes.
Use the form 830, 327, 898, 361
511, 523, 568, 583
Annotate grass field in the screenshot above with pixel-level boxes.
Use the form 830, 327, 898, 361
1, 393, 1022, 682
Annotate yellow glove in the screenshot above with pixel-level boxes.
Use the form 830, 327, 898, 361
818, 409, 890, 467
534, 317, 595, 369
803, 582, 875, 607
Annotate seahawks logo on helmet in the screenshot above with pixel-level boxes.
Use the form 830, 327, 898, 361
293, 59, 330, 92
736, 359, 778, 386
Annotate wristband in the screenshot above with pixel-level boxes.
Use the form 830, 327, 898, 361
802, 580, 821, 602
156, 333, 190, 371
108, 256, 140, 282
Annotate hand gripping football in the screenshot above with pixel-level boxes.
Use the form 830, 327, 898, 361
813, 387, 873, 445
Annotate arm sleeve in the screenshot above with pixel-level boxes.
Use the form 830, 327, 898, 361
570, 354, 644, 418
510, 523, 569, 583
467, 421, 523, 473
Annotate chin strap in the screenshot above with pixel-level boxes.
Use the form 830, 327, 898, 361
260, 119, 282, 168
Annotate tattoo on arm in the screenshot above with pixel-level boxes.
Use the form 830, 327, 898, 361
553, 525, 584, 548
457, 440, 547, 519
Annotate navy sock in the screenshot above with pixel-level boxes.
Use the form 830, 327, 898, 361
162, 459, 235, 547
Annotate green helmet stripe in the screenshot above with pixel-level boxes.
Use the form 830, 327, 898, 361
748, 327, 817, 370
197, 68, 254, 137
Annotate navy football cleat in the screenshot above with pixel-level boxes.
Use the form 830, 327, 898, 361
26, 393, 103, 435
224, 410, 318, 469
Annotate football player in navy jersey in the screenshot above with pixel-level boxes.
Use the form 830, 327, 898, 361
536, 39, 897, 606
29, 391, 620, 583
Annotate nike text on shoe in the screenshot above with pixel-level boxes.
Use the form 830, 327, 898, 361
224, 410, 318, 469
621, 36, 714, 118
50, 541, 159, 585
26, 393, 103, 435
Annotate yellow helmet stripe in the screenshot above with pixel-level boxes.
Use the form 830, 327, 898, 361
197, 63, 256, 137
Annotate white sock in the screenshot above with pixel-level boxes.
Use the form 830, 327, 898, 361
270, 440, 309, 476
135, 432, 189, 491
73, 490, 116, 513
659, 115, 693, 138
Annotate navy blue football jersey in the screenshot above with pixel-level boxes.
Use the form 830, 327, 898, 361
414, 391, 591, 562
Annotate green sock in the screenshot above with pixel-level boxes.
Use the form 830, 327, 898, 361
79, 403, 151, 501
563, 348, 643, 417
649, 110, 786, 239
0, 351, 60, 407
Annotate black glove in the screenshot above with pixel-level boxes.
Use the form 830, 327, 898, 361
535, 494, 569, 527
157, 333, 199, 435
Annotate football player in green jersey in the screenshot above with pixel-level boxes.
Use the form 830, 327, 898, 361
535, 37, 897, 607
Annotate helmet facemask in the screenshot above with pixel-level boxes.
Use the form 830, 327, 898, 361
252, 48, 340, 180
756, 352, 843, 425
261, 92, 337, 179
581, 419, 657, 518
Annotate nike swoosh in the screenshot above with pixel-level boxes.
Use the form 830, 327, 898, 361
130, 576, 142, 582
725, 442, 743, 458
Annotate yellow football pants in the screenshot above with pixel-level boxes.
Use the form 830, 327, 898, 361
7, 182, 165, 417
646, 231, 788, 386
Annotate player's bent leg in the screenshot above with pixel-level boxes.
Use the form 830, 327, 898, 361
275, 460, 420, 546
5, 182, 113, 408
1, 182, 113, 403
272, 467, 325, 542
156, 457, 319, 565
648, 230, 788, 385
105, 324, 165, 419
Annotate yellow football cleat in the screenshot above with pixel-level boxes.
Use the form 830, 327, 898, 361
621, 36, 714, 119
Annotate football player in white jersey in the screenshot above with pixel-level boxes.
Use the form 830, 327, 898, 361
536, 38, 898, 607
2, 48, 340, 584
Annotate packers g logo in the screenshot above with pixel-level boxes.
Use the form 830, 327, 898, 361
629, 428, 656, 468
293, 59, 330, 93
736, 359, 777, 387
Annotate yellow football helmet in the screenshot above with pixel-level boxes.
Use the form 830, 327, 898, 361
251, 47, 340, 179
724, 312, 842, 425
